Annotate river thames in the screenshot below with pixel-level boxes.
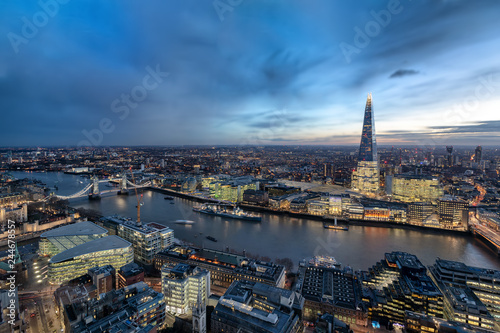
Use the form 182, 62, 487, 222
13, 171, 500, 271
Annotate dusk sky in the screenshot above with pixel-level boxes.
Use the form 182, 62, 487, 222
1, 0, 500, 147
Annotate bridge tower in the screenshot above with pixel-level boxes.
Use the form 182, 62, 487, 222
88, 175, 101, 200
118, 172, 129, 195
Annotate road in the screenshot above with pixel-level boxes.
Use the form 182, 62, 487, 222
474, 224, 500, 248
21, 293, 63, 333
18, 247, 64, 333
470, 215, 500, 252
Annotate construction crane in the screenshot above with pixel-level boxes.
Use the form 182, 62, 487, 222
129, 167, 144, 225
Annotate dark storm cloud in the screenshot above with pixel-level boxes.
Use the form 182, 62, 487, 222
0, 0, 499, 146
389, 69, 419, 79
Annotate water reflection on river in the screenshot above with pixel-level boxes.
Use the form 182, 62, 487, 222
12, 171, 500, 271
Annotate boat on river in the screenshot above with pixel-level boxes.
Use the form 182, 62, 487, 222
193, 204, 261, 222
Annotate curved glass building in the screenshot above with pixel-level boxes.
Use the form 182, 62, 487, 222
48, 235, 134, 284
39, 221, 108, 257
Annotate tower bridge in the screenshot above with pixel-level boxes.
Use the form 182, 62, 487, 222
51, 175, 152, 200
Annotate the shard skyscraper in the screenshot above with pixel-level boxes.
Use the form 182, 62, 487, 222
352, 94, 380, 195
358, 93, 377, 162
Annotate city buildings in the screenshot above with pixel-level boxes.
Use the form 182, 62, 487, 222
437, 197, 469, 230
161, 263, 210, 316
298, 260, 367, 326
155, 245, 286, 291
351, 94, 380, 195
429, 258, 500, 328
117, 220, 174, 265
243, 189, 269, 206
404, 310, 490, 333
209, 176, 259, 202
39, 221, 108, 257
47, 235, 134, 284
57, 281, 165, 332
475, 146, 483, 163
389, 174, 444, 203
88, 265, 116, 297
0, 194, 27, 224
407, 202, 435, 225
117, 262, 145, 289
440, 283, 496, 332
211, 280, 304, 333
361, 252, 444, 325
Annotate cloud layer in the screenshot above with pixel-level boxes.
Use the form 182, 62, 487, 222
1, 0, 499, 146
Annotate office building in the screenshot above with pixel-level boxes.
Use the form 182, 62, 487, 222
323, 163, 334, 178
155, 245, 286, 291
361, 252, 444, 324
161, 263, 210, 316
59, 282, 165, 332
211, 280, 304, 333
408, 202, 434, 225
438, 197, 469, 230
117, 221, 174, 265
429, 258, 500, 326
475, 146, 482, 163
299, 262, 367, 326
88, 265, 116, 297
39, 221, 108, 257
447, 146, 454, 167
439, 284, 497, 332
351, 94, 380, 195
48, 235, 134, 284
307, 198, 330, 216
117, 262, 145, 289
405, 310, 493, 333
390, 174, 443, 203
243, 189, 269, 205
210, 176, 259, 202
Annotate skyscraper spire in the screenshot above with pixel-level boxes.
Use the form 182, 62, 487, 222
358, 93, 377, 162
352, 94, 380, 195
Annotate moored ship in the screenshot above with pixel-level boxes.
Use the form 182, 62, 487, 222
193, 204, 261, 222
323, 218, 348, 231
206, 236, 218, 242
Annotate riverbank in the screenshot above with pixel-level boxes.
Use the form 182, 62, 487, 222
7, 171, 499, 270
148, 187, 472, 237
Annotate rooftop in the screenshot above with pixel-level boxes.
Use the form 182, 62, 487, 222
41, 221, 107, 238
394, 174, 439, 180
50, 235, 132, 264
215, 280, 299, 333
119, 262, 144, 277
196, 248, 245, 266
436, 258, 500, 279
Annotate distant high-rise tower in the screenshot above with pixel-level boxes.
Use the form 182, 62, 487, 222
446, 146, 454, 167
474, 146, 482, 163
358, 93, 377, 162
352, 94, 380, 195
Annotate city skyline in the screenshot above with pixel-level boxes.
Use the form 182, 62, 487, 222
1, 0, 500, 147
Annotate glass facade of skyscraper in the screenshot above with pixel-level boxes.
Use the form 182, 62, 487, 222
352, 94, 380, 195
39, 221, 108, 257
48, 235, 134, 284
